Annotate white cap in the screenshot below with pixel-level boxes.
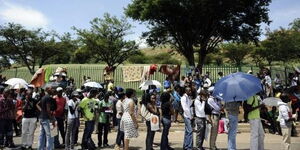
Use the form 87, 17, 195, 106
56, 87, 63, 92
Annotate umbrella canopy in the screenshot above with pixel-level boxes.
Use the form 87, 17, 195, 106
212, 72, 262, 102
263, 97, 282, 106
42, 82, 61, 89
139, 80, 162, 90
84, 82, 103, 88
10, 83, 28, 89
5, 78, 28, 86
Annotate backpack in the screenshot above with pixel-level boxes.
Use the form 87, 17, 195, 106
204, 101, 213, 115
243, 96, 256, 116
140, 104, 151, 121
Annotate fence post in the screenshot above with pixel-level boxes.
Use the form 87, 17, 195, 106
284, 67, 288, 87
15, 68, 18, 77
79, 66, 82, 85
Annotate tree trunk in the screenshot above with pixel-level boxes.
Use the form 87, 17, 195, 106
197, 47, 207, 74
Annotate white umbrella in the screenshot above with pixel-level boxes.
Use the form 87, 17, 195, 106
5, 78, 28, 86
139, 80, 162, 90
263, 97, 282, 106
84, 82, 103, 88
11, 83, 28, 89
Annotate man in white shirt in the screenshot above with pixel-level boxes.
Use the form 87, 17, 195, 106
194, 90, 209, 150
207, 93, 222, 150
65, 91, 80, 150
181, 87, 193, 150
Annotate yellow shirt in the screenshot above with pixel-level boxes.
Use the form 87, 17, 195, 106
247, 96, 260, 120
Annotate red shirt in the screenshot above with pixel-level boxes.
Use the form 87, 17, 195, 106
54, 96, 66, 117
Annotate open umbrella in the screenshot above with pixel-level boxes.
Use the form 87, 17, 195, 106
212, 72, 262, 102
84, 82, 103, 88
263, 97, 282, 106
139, 80, 162, 90
42, 82, 61, 89
5, 78, 28, 86
10, 83, 28, 89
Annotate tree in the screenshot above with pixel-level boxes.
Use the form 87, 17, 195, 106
126, 0, 271, 73
222, 43, 252, 66
47, 33, 78, 64
289, 18, 300, 31
250, 46, 265, 67
0, 23, 62, 74
0, 56, 11, 73
74, 13, 138, 70
262, 28, 300, 64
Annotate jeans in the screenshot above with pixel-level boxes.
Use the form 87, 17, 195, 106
21, 118, 37, 147
38, 119, 54, 150
195, 117, 206, 150
81, 121, 95, 149
146, 121, 156, 150
65, 118, 77, 149
161, 117, 171, 150
98, 122, 109, 146
0, 119, 13, 146
116, 118, 124, 146
249, 119, 265, 150
228, 114, 238, 150
54, 117, 65, 147
183, 117, 193, 150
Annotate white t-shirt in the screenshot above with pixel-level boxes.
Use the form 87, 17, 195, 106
116, 100, 123, 119
68, 100, 79, 119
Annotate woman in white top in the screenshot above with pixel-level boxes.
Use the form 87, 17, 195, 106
121, 89, 139, 150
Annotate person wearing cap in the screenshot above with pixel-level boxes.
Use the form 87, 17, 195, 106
79, 89, 98, 149
53, 87, 67, 149
65, 91, 80, 150
207, 87, 222, 150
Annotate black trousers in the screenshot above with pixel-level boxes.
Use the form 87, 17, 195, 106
54, 117, 65, 146
0, 119, 14, 146
146, 121, 156, 150
98, 122, 109, 146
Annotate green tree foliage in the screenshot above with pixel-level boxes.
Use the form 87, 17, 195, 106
0, 56, 11, 72
260, 28, 300, 64
128, 52, 181, 64
48, 33, 78, 64
289, 18, 300, 31
0, 23, 67, 74
126, 0, 271, 72
74, 13, 138, 69
222, 43, 253, 66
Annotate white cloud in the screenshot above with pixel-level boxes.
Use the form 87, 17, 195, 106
0, 1, 49, 28
135, 38, 148, 49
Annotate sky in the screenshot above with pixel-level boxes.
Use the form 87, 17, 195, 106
0, 0, 300, 48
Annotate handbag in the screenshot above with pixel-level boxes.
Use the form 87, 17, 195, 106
150, 114, 160, 131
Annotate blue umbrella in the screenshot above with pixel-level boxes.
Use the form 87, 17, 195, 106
212, 72, 262, 102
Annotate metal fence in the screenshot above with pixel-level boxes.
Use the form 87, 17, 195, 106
1, 64, 296, 90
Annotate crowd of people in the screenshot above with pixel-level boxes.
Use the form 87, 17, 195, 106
0, 67, 299, 150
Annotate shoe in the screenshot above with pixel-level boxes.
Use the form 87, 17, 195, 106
103, 144, 109, 147
114, 144, 120, 150
8, 143, 16, 148
55, 144, 65, 149
21, 146, 26, 150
